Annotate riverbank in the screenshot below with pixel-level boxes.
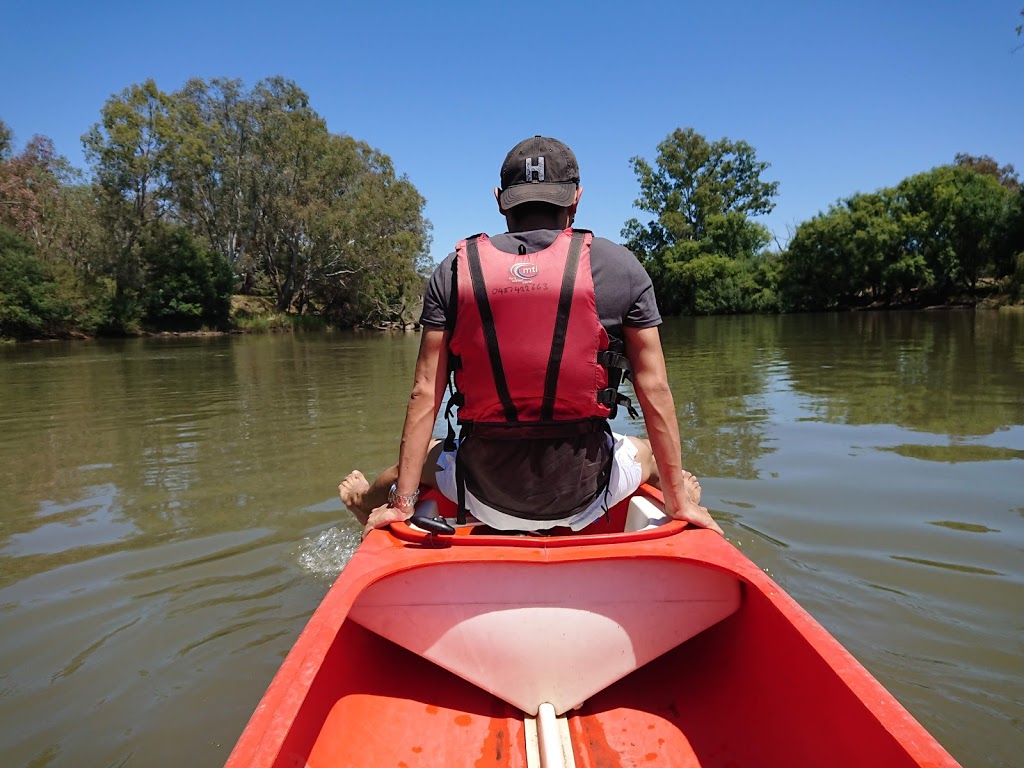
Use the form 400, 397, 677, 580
1, 295, 419, 344
4, 291, 1020, 344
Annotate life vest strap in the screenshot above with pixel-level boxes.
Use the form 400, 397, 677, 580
540, 230, 585, 422
465, 236, 518, 423
461, 417, 608, 440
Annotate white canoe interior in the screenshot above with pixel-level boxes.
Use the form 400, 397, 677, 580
348, 497, 742, 717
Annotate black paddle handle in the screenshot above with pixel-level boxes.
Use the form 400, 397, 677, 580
410, 514, 456, 536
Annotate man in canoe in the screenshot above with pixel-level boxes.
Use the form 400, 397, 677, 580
341, 136, 722, 536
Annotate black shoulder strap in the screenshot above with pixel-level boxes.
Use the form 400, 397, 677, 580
540, 230, 585, 421
444, 243, 463, 454
465, 235, 518, 423
445, 252, 458, 334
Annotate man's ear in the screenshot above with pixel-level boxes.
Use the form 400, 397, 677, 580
568, 185, 584, 217
494, 186, 507, 215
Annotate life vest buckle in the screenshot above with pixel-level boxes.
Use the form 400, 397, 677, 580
596, 388, 639, 419
596, 349, 632, 378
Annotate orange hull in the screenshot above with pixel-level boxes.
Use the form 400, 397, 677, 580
227, 486, 960, 767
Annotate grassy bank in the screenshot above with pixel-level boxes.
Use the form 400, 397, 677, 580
229, 296, 330, 334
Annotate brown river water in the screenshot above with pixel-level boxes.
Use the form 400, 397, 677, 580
0, 311, 1021, 767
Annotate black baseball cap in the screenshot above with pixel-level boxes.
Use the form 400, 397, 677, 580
499, 136, 580, 209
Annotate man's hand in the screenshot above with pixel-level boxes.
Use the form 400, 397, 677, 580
363, 503, 414, 538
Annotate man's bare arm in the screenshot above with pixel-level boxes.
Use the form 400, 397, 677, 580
624, 325, 722, 534
395, 329, 449, 495
364, 329, 448, 531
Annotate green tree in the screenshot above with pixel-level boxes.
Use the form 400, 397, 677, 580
81, 76, 432, 330
779, 209, 858, 311
781, 164, 1020, 310
781, 191, 921, 310
896, 166, 1017, 297
623, 128, 778, 314
664, 213, 774, 315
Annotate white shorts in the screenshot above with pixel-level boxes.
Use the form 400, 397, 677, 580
434, 432, 643, 531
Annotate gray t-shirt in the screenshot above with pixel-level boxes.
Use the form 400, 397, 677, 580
419, 229, 661, 338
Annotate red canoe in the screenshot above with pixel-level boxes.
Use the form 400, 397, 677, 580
226, 485, 961, 767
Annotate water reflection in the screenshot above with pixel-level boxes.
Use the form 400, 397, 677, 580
881, 443, 1024, 462
776, 311, 1024, 436
927, 521, 999, 534
658, 315, 784, 479
0, 333, 421, 588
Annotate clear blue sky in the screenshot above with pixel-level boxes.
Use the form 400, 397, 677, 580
2, 1, 1020, 261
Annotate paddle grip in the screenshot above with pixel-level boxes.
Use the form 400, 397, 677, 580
410, 515, 456, 536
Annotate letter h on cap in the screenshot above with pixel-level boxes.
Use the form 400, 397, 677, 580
525, 156, 545, 182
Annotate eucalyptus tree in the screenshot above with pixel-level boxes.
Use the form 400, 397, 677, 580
70, 74, 433, 330
84, 79, 173, 243
230, 78, 431, 319
0, 134, 53, 241
0, 123, 81, 252
305, 140, 430, 325
83, 79, 174, 325
954, 153, 1019, 193
242, 77, 333, 312
166, 78, 259, 274
0, 119, 11, 159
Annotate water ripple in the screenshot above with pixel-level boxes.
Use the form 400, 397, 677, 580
51, 617, 141, 683
890, 555, 1004, 577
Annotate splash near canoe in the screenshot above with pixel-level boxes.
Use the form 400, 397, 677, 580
226, 485, 961, 767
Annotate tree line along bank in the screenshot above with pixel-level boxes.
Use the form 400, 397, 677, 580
2, 82, 1022, 341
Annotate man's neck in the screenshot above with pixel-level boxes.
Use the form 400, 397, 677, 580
507, 213, 571, 232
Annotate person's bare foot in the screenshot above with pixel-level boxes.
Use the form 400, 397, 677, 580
672, 471, 722, 535
681, 470, 702, 505
339, 471, 371, 524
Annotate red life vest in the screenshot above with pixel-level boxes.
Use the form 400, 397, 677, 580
449, 229, 611, 425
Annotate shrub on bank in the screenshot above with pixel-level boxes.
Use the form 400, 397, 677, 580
0, 227, 71, 339
139, 225, 234, 331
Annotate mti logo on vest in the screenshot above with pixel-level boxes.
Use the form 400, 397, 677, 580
509, 263, 539, 283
